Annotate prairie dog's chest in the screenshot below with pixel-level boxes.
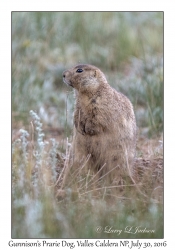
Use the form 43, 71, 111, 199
78, 94, 102, 115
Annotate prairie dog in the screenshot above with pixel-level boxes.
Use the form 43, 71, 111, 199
63, 64, 136, 181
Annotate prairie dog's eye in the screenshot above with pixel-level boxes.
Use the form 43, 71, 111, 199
76, 68, 83, 73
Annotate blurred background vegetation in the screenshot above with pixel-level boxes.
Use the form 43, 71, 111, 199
12, 11, 163, 139
12, 12, 163, 238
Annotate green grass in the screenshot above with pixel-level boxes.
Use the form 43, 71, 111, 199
12, 12, 163, 239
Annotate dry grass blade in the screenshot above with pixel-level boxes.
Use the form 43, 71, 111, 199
79, 184, 143, 196
84, 164, 120, 190
66, 154, 91, 188
78, 163, 106, 190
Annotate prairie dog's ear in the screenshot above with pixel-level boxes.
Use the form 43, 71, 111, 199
94, 69, 99, 77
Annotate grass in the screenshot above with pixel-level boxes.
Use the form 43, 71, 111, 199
12, 12, 163, 239
12, 113, 163, 238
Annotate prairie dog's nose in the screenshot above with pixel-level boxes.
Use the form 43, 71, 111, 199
62, 71, 66, 78
62, 70, 69, 78
62, 70, 72, 86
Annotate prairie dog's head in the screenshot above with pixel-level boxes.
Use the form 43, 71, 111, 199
62, 64, 108, 93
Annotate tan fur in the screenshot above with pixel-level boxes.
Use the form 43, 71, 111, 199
63, 64, 136, 181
